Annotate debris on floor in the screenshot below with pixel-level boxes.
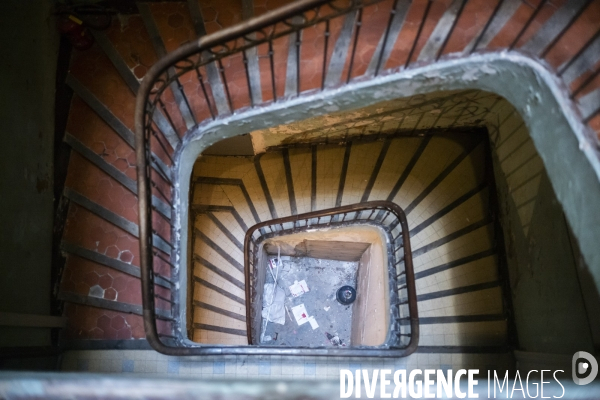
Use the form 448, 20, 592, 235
262, 283, 285, 325
260, 256, 358, 346
289, 280, 309, 297
326, 332, 345, 346
336, 285, 357, 305
291, 303, 310, 326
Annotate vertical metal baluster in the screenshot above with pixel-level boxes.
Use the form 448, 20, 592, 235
367, 209, 376, 220
176, 77, 196, 125
382, 210, 391, 223
346, 8, 362, 83
405, 0, 432, 68
296, 28, 302, 96
470, 0, 504, 54
150, 128, 174, 164
217, 58, 234, 113
436, 0, 467, 61
146, 100, 177, 150
153, 250, 175, 269
151, 181, 173, 207
157, 99, 177, 134
152, 230, 172, 250
268, 40, 277, 102
242, 50, 255, 108
154, 272, 174, 286
375, 0, 399, 76
150, 155, 173, 186
155, 293, 174, 304
509, 0, 546, 50
321, 19, 330, 90
195, 68, 216, 119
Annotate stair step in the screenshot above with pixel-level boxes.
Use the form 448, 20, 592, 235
62, 303, 173, 340
193, 254, 245, 291
193, 323, 246, 337
61, 241, 171, 287
192, 328, 247, 345
417, 320, 507, 347
194, 277, 246, 306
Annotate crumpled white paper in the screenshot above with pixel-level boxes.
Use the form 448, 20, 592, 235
262, 283, 286, 325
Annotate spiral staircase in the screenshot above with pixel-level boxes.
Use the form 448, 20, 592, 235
52, 0, 600, 366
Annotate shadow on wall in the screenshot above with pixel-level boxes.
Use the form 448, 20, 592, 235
489, 103, 599, 355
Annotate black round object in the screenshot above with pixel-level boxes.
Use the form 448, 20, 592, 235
336, 285, 356, 305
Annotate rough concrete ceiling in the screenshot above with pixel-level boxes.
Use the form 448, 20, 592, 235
249, 89, 505, 152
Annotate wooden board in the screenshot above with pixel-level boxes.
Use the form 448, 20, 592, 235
266, 240, 370, 261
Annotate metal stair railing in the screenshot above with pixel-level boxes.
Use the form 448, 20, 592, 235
134, 0, 415, 356
245, 200, 419, 356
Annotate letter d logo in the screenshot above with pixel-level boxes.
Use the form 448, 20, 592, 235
572, 351, 598, 385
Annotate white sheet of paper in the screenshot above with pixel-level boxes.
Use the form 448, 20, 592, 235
308, 316, 319, 330
298, 280, 309, 292
289, 280, 310, 297
261, 283, 286, 325
291, 304, 309, 326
